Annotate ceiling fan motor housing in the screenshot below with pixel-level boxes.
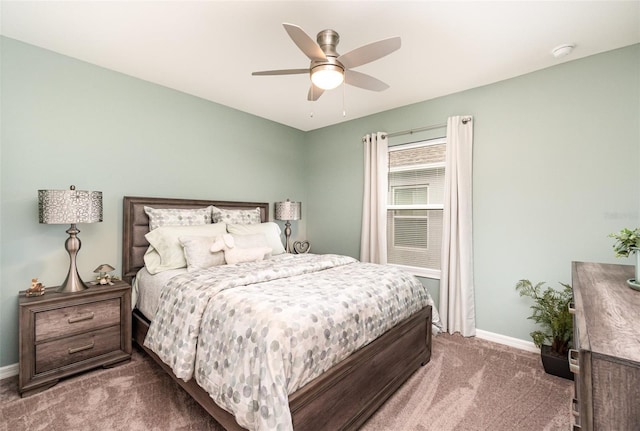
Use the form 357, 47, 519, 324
311, 29, 345, 85
310, 58, 344, 74
316, 29, 340, 57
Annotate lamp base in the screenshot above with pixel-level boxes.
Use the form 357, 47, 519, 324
56, 224, 89, 293
57, 273, 89, 293
284, 220, 292, 253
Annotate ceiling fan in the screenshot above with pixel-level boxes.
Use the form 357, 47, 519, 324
252, 23, 401, 101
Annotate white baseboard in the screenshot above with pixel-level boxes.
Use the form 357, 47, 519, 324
475, 328, 539, 353
0, 362, 18, 380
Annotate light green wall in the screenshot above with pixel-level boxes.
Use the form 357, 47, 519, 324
0, 37, 306, 366
1, 37, 638, 368
304, 44, 640, 341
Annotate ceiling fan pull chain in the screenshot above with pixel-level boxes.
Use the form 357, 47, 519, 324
310, 85, 314, 117
342, 82, 347, 117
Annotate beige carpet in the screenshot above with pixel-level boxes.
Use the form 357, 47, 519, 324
0, 334, 572, 431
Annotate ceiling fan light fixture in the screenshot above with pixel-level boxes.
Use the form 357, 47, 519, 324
311, 64, 344, 90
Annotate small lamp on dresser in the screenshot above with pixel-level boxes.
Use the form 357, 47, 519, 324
274, 199, 301, 253
38, 185, 103, 293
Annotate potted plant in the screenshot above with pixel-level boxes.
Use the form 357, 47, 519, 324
609, 227, 640, 290
515, 279, 573, 380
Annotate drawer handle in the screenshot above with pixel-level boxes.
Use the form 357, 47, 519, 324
568, 349, 580, 373
572, 397, 579, 416
68, 341, 95, 354
568, 302, 576, 314
68, 312, 95, 324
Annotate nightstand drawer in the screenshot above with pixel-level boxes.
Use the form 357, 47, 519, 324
35, 325, 121, 374
35, 298, 121, 342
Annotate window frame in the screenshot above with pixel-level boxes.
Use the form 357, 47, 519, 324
387, 137, 446, 279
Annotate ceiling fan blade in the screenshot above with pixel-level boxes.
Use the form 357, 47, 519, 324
338, 37, 401, 69
345, 70, 389, 91
283, 23, 327, 62
252, 69, 309, 76
307, 85, 325, 101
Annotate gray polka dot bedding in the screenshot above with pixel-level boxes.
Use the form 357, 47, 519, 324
144, 253, 440, 430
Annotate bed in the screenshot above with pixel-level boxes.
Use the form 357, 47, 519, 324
122, 196, 435, 431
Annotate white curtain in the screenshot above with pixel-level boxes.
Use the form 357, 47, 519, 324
439, 116, 476, 336
360, 132, 388, 264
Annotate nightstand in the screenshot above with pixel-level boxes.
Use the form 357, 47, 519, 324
18, 280, 132, 397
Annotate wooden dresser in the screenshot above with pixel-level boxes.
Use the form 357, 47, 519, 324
570, 262, 640, 430
18, 281, 132, 397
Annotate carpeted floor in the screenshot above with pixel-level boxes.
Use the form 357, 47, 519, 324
0, 333, 572, 431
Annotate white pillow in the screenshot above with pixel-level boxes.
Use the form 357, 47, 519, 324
179, 236, 226, 272
227, 222, 285, 255
231, 233, 272, 258
210, 234, 271, 265
142, 248, 163, 275
144, 223, 227, 274
144, 206, 213, 231
231, 233, 270, 249
212, 206, 261, 225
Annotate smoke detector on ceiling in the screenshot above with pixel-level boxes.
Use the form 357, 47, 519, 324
552, 44, 575, 59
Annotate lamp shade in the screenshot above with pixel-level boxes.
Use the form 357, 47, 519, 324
38, 186, 102, 224
274, 200, 301, 221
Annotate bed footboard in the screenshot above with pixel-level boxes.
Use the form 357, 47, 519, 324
290, 305, 432, 430
132, 305, 432, 431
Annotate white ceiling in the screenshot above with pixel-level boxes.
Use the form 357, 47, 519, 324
1, 1, 639, 131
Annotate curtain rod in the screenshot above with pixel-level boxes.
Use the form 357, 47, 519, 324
362, 117, 472, 142
384, 122, 447, 138
385, 117, 472, 139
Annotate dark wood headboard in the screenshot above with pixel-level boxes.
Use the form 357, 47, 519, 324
122, 196, 269, 284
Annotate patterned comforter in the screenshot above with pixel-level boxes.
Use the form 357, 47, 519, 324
144, 253, 438, 431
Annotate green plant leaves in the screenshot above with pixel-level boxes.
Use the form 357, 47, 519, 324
515, 279, 573, 355
609, 227, 640, 257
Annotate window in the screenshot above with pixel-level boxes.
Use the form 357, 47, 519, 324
387, 138, 446, 278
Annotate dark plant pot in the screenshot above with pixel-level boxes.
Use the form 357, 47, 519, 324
540, 345, 574, 380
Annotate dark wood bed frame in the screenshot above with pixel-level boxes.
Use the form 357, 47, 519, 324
122, 196, 432, 430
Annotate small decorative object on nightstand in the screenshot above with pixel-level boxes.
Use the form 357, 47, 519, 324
18, 280, 132, 397
25, 278, 46, 297
293, 240, 311, 254
93, 263, 116, 285
38, 185, 103, 293
274, 199, 301, 253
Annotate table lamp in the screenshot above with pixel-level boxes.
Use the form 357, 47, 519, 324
274, 199, 301, 253
38, 185, 103, 293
